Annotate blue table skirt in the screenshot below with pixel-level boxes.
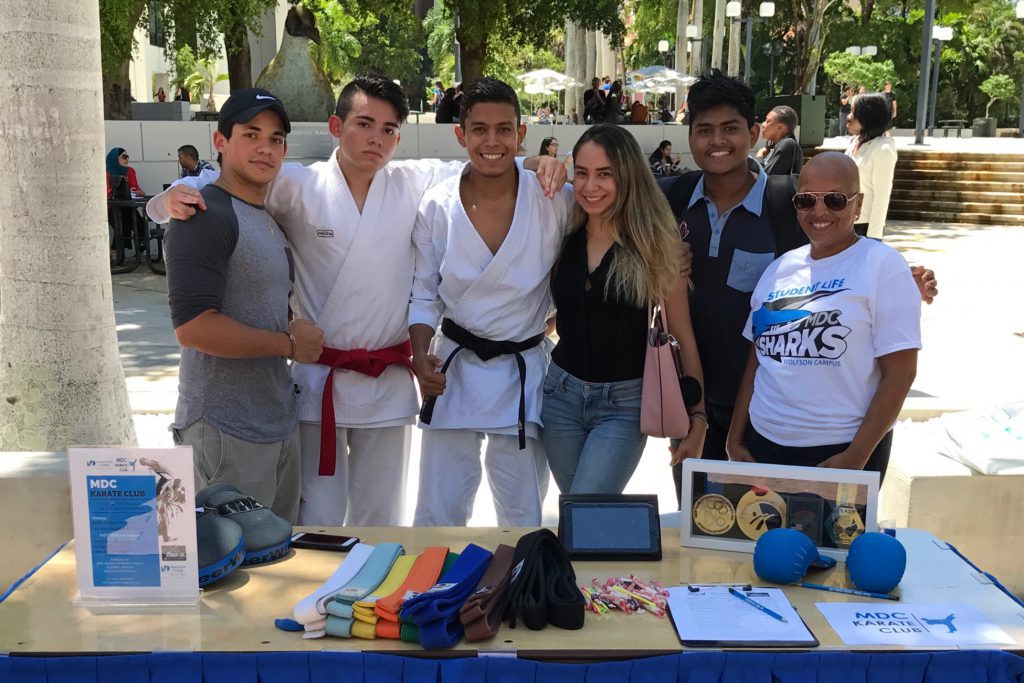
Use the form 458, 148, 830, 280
1, 650, 1022, 683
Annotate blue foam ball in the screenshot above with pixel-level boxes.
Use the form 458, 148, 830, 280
847, 532, 906, 593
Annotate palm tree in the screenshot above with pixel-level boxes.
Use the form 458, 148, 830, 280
185, 57, 230, 112
0, 0, 136, 449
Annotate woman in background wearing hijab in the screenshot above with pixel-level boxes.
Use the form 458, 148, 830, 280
105, 147, 147, 255
105, 147, 145, 199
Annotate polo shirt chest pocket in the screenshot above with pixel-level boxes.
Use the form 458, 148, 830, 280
727, 249, 775, 293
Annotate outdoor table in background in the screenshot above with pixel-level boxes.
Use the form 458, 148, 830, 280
107, 196, 165, 275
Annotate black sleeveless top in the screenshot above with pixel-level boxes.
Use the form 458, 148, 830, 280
550, 228, 648, 383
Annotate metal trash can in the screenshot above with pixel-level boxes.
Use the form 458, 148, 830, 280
972, 118, 997, 138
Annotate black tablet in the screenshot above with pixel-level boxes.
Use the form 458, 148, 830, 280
557, 494, 662, 561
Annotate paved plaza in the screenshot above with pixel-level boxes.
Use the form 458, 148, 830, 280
117, 218, 1024, 526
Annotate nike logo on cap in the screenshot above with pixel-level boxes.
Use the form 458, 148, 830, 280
256, 94, 277, 101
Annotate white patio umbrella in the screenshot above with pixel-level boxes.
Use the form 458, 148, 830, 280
516, 68, 580, 91
519, 71, 578, 121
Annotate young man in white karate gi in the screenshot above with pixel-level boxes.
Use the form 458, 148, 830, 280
409, 78, 575, 527
148, 76, 568, 527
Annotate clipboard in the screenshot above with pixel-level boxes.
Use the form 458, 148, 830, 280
666, 584, 819, 648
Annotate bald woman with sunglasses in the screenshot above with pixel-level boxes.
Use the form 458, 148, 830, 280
725, 152, 920, 481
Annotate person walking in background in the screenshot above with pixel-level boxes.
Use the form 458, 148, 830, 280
757, 105, 803, 176
883, 81, 898, 132
845, 93, 897, 239
542, 124, 706, 495
156, 87, 167, 102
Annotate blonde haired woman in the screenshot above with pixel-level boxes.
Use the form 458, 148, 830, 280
543, 124, 707, 494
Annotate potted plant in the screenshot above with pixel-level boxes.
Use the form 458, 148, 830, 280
975, 74, 1016, 137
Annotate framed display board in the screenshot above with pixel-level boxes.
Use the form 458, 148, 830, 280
680, 459, 879, 561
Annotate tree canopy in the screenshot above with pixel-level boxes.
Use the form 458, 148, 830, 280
442, 0, 624, 85
823, 51, 896, 91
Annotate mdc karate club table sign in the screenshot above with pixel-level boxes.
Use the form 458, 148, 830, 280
68, 446, 199, 605
816, 603, 1016, 647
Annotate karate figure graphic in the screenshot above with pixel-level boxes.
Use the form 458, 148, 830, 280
141, 457, 184, 543
922, 614, 958, 634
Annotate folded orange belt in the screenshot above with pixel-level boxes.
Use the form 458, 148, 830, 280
374, 545, 448, 637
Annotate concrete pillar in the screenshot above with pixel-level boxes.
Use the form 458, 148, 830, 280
675, 0, 691, 73
601, 33, 616, 81
711, 0, 726, 71
727, 17, 741, 76
564, 20, 578, 118
692, 0, 705, 74
585, 30, 597, 84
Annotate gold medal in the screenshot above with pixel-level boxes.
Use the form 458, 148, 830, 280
826, 505, 864, 547
737, 487, 787, 540
692, 493, 736, 536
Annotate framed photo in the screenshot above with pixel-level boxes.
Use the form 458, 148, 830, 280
680, 459, 879, 561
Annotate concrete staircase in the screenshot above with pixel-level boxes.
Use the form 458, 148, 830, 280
887, 151, 1024, 226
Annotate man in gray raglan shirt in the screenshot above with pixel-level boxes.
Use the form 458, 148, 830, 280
164, 89, 324, 522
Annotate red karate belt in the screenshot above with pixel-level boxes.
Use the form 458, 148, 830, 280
315, 341, 414, 476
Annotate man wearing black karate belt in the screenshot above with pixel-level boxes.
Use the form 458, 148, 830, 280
408, 78, 575, 527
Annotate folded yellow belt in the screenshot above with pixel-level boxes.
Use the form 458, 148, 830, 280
375, 546, 449, 637
349, 555, 418, 639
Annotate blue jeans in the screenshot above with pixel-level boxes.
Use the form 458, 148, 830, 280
541, 362, 648, 494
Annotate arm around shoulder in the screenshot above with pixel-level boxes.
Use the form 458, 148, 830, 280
146, 176, 212, 223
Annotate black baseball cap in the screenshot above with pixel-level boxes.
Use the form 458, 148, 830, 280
217, 88, 292, 136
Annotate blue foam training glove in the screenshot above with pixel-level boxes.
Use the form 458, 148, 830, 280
753, 528, 837, 584
847, 532, 906, 593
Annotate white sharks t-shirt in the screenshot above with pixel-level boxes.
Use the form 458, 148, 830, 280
742, 237, 921, 446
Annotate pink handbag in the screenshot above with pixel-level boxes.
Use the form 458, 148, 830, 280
640, 303, 691, 439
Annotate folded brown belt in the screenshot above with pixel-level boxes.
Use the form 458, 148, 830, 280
459, 543, 515, 642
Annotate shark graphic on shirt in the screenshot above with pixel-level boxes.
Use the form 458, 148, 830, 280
751, 289, 852, 362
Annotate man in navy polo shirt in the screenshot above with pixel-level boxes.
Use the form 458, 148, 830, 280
662, 72, 777, 468
659, 72, 936, 496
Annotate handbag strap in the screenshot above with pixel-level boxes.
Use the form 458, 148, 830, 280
649, 300, 686, 380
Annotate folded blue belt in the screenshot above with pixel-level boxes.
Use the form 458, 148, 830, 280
400, 543, 493, 649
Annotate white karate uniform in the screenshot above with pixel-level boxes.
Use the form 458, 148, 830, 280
152, 155, 465, 526
409, 169, 574, 527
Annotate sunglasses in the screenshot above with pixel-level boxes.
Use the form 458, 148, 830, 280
119, 153, 129, 160
792, 191, 860, 212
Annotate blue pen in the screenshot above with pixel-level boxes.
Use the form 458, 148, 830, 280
727, 587, 787, 622
799, 582, 900, 601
